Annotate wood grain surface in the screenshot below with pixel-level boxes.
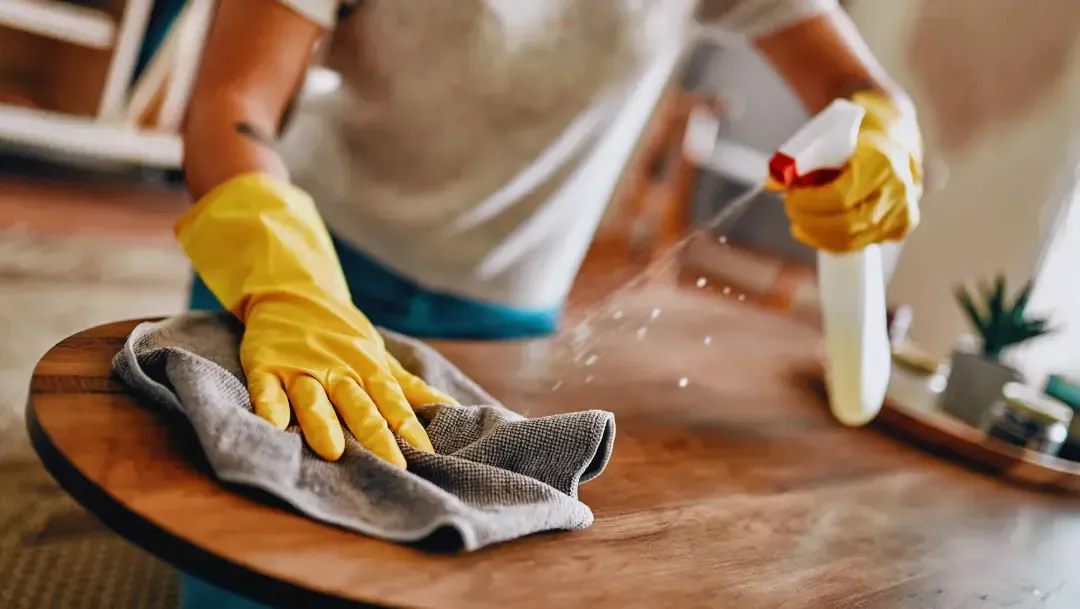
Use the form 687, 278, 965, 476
28, 284, 1080, 609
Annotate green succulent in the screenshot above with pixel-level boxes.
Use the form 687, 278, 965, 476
954, 274, 1053, 361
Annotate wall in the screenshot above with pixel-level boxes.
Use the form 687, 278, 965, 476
1016, 166, 1080, 383
688, 38, 808, 154
685, 36, 820, 264
845, 0, 1080, 382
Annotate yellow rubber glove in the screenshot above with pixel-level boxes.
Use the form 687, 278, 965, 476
778, 91, 924, 253
174, 173, 457, 465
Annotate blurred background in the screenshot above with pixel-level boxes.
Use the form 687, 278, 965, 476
2, 0, 1080, 603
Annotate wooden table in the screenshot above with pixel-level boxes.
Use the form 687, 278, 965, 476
27, 284, 1080, 608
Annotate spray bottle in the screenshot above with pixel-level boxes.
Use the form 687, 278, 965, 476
768, 99, 891, 427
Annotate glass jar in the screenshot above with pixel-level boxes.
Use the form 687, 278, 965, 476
1044, 374, 1080, 461
888, 346, 946, 412
980, 382, 1073, 456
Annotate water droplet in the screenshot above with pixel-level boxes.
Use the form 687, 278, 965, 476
738, 294, 746, 301
636, 327, 647, 340
551, 381, 563, 391
1032, 589, 1044, 598
718, 236, 728, 245
584, 375, 594, 384
585, 354, 598, 366
612, 310, 624, 320
696, 277, 707, 288
678, 377, 689, 388
570, 325, 591, 350
722, 287, 731, 295
650, 308, 661, 319
704, 336, 712, 345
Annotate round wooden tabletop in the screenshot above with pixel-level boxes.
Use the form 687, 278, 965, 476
27, 283, 1080, 608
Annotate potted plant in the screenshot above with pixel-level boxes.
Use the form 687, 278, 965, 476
938, 274, 1054, 426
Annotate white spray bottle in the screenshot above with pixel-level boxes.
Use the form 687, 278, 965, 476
769, 99, 891, 427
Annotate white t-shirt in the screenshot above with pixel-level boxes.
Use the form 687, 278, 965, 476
276, 0, 836, 310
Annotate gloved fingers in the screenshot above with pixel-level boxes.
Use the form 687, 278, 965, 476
850, 91, 900, 130
849, 136, 897, 191
791, 224, 881, 253
287, 375, 346, 461
780, 136, 894, 217
385, 352, 459, 407
865, 177, 920, 243
877, 188, 920, 243
248, 370, 291, 430
780, 91, 923, 253
908, 146, 925, 186
781, 184, 849, 216
328, 375, 406, 468
365, 370, 435, 453
783, 191, 837, 224
783, 194, 874, 238
789, 223, 867, 254
786, 196, 885, 253
852, 92, 924, 161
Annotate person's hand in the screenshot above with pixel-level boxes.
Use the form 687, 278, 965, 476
240, 289, 453, 464
776, 91, 924, 253
175, 173, 457, 464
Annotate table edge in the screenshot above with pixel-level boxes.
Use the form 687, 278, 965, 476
25, 318, 399, 609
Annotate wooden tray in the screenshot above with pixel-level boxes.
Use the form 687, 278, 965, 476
802, 366, 1080, 494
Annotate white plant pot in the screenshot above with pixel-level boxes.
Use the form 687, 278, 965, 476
939, 350, 1023, 426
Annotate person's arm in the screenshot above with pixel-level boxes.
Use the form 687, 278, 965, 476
698, 0, 923, 253
752, 6, 914, 116
182, 0, 325, 199
177, 0, 450, 466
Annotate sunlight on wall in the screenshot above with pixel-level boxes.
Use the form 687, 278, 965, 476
847, 0, 1080, 370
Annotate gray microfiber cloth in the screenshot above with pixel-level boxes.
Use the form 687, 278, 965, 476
111, 312, 615, 552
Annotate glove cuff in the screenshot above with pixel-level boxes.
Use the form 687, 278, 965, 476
850, 91, 904, 128
850, 90, 924, 185
175, 172, 352, 318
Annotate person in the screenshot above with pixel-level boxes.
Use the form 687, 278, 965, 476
175, 1, 921, 606
180, 0, 921, 469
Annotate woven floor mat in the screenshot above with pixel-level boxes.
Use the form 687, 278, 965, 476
0, 458, 179, 608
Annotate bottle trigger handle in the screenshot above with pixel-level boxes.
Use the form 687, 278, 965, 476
768, 99, 866, 189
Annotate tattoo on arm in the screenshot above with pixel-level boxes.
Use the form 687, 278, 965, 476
235, 122, 272, 145
235, 87, 300, 144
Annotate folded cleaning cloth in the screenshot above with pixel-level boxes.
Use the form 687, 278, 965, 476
112, 312, 615, 551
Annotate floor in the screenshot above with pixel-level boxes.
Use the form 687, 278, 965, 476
0, 164, 191, 456
0, 157, 191, 608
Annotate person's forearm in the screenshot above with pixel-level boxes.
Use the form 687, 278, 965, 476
754, 8, 913, 116
182, 95, 290, 201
